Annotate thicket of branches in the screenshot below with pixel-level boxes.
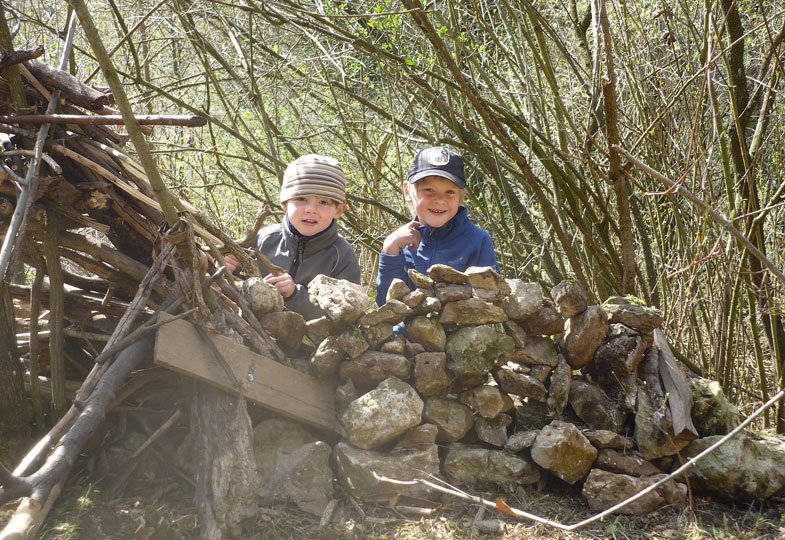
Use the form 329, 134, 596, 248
2, 0, 784, 428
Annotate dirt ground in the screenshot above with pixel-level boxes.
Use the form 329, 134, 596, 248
3, 442, 785, 540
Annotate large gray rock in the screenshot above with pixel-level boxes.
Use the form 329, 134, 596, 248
569, 380, 626, 433
475, 414, 512, 447
305, 316, 333, 345
531, 420, 597, 484
505, 429, 540, 453
393, 423, 438, 450
440, 298, 508, 326
459, 385, 508, 418
500, 280, 544, 321
361, 323, 394, 349
333, 327, 370, 359
308, 275, 371, 324
423, 396, 474, 442
594, 448, 662, 477
252, 419, 332, 515
405, 316, 446, 352
341, 378, 423, 450
551, 280, 588, 318
561, 305, 609, 369
513, 335, 560, 367
518, 301, 565, 336
413, 352, 454, 397
310, 336, 344, 378
333, 442, 440, 502
602, 299, 664, 333
584, 325, 649, 404
386, 278, 412, 302
339, 351, 411, 393
514, 399, 554, 430
446, 325, 515, 380
434, 282, 473, 303
359, 299, 412, 327
261, 310, 306, 351
242, 277, 284, 315
635, 387, 692, 460
582, 469, 687, 515
690, 378, 740, 436
443, 443, 540, 486
582, 429, 635, 450
681, 432, 785, 501
493, 367, 548, 402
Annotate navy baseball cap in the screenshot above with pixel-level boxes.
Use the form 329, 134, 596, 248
406, 147, 466, 188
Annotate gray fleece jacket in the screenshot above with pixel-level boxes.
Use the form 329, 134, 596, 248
254, 216, 361, 320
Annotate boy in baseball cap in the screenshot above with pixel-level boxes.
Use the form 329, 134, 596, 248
375, 146, 498, 305
226, 154, 361, 319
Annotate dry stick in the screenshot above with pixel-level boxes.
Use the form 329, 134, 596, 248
10, 243, 175, 480
374, 390, 785, 532
614, 145, 785, 289
130, 408, 182, 459
0, 114, 207, 126
66, 0, 179, 226
0, 12, 77, 280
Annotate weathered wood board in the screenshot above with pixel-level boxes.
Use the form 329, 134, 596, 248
154, 314, 336, 432
654, 328, 698, 441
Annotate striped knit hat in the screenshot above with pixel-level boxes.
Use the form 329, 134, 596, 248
279, 154, 347, 204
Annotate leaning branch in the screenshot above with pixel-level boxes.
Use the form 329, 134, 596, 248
614, 145, 785, 289
0, 114, 207, 127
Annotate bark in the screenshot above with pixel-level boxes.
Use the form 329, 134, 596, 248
192, 383, 260, 539
0, 283, 28, 435
24, 60, 112, 111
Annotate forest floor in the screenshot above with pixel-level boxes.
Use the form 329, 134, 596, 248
3, 433, 785, 540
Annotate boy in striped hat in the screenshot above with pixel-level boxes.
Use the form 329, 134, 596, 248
226, 154, 361, 319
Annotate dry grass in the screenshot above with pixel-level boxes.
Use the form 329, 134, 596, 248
24, 463, 785, 540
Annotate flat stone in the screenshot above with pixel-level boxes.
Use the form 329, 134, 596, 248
459, 385, 507, 418
261, 310, 306, 351
402, 288, 428, 309
561, 305, 609, 369
428, 264, 468, 284
446, 325, 515, 380
387, 278, 412, 302
408, 269, 434, 289
475, 414, 512, 447
505, 429, 540, 453
439, 297, 508, 326
443, 443, 540, 486
305, 316, 333, 346
243, 276, 284, 315
582, 469, 687, 515
464, 266, 508, 291
531, 420, 597, 484
434, 282, 473, 303
308, 275, 371, 324
359, 299, 412, 326
602, 301, 664, 333
339, 351, 411, 393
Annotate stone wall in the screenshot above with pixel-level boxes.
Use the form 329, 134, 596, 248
242, 267, 782, 516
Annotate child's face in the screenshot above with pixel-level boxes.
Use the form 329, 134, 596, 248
283, 195, 346, 236
403, 175, 462, 228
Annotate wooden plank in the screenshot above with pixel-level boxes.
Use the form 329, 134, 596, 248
654, 329, 698, 441
154, 314, 336, 432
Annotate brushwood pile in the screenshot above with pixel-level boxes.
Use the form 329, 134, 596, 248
240, 265, 785, 516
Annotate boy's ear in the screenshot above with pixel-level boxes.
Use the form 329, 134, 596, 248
280, 201, 289, 212
402, 181, 413, 202
333, 202, 347, 218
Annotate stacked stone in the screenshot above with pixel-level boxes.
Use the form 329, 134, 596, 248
246, 271, 781, 516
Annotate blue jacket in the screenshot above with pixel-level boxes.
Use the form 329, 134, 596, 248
375, 206, 499, 305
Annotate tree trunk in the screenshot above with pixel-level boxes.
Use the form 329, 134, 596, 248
192, 382, 260, 539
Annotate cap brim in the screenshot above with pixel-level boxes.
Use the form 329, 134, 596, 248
407, 169, 466, 188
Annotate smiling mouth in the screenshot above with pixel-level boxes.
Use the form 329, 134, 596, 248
429, 209, 446, 214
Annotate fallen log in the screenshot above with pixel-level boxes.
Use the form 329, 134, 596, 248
24, 60, 112, 111
0, 113, 207, 126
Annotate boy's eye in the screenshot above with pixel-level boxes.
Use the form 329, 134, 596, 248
319, 199, 331, 205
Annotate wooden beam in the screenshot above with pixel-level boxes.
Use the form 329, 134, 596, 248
154, 314, 337, 432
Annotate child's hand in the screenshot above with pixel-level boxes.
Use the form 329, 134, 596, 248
264, 272, 295, 298
224, 254, 240, 273
382, 221, 421, 255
